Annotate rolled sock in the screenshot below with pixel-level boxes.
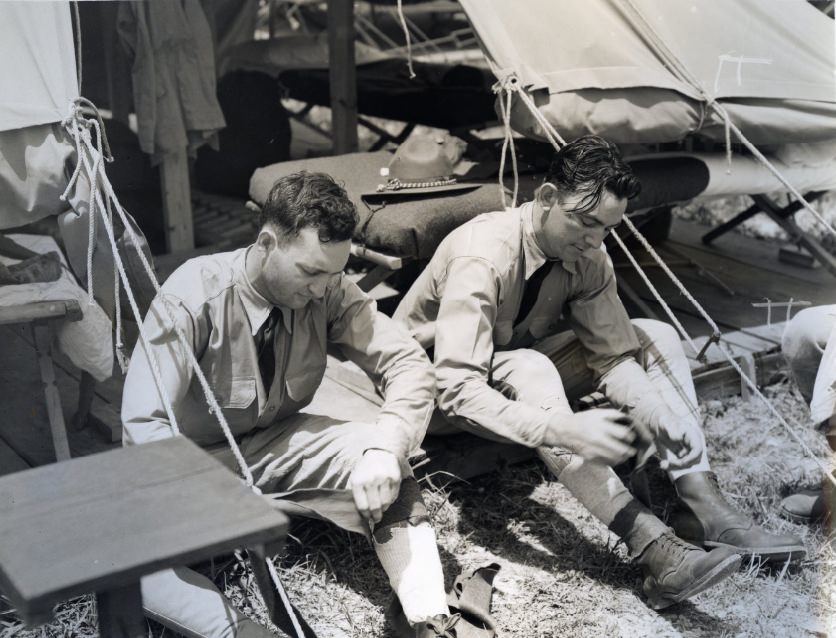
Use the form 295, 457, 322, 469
373, 521, 450, 624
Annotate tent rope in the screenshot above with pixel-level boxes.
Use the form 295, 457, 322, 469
493, 63, 835, 485
396, 0, 417, 79
494, 77, 519, 207
60, 102, 307, 638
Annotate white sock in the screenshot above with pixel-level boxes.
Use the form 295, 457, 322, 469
373, 521, 450, 624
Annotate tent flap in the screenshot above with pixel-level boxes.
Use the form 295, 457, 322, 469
0, 2, 78, 131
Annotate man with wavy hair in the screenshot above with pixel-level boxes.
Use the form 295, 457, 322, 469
395, 135, 803, 610
123, 172, 455, 638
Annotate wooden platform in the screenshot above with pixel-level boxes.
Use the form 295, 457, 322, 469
612, 218, 836, 337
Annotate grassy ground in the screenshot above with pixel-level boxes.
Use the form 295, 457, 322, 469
2, 377, 833, 638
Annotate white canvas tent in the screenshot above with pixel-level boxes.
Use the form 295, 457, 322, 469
459, 0, 836, 144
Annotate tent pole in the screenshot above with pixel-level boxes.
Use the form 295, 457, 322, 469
161, 151, 195, 253
327, 0, 358, 154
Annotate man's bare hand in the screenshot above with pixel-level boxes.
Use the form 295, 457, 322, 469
350, 449, 403, 524
651, 411, 704, 470
543, 408, 637, 466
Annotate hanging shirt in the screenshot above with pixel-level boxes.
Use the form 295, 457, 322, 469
122, 247, 435, 460
394, 202, 646, 446
117, 0, 226, 163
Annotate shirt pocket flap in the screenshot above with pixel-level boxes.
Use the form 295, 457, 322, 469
222, 377, 257, 409
285, 367, 325, 402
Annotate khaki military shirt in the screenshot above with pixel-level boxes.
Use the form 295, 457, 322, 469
122, 248, 434, 460
394, 203, 641, 444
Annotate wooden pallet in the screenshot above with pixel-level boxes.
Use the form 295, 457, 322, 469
191, 190, 259, 250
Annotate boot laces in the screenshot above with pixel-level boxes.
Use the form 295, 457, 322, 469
427, 613, 461, 637
657, 532, 698, 561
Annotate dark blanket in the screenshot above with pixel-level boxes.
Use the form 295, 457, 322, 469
250, 152, 505, 260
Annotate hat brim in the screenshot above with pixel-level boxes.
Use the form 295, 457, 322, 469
362, 181, 481, 200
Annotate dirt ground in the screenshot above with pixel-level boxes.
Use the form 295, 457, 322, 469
3, 376, 832, 638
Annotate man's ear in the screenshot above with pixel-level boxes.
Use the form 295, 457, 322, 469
535, 182, 559, 212
255, 226, 279, 253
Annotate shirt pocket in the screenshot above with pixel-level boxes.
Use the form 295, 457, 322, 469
285, 365, 326, 403
221, 376, 257, 409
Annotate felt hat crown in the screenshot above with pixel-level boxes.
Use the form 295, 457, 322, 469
372, 134, 478, 196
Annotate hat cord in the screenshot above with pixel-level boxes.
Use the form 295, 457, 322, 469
377, 177, 457, 192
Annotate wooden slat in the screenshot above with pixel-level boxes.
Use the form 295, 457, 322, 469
692, 351, 785, 401
0, 300, 82, 326
31, 323, 71, 461
0, 438, 30, 477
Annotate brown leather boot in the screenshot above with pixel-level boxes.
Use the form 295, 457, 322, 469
637, 531, 741, 610
672, 471, 806, 563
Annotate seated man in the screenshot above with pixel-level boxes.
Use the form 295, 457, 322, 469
779, 305, 836, 523
394, 135, 804, 609
122, 172, 455, 638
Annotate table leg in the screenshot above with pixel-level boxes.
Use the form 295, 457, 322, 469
96, 582, 146, 638
32, 321, 71, 461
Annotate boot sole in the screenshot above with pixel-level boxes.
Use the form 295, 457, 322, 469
778, 504, 827, 525
644, 553, 741, 611
696, 540, 806, 564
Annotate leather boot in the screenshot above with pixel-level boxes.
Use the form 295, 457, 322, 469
637, 531, 741, 610
779, 488, 828, 524
672, 471, 805, 562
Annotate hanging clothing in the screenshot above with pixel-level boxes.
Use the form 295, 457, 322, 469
116, 0, 226, 163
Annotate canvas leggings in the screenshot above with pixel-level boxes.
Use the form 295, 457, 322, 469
141, 414, 427, 638
430, 318, 711, 556
782, 305, 836, 427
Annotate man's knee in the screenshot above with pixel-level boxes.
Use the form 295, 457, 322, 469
142, 567, 272, 638
632, 318, 680, 351
783, 307, 825, 361
498, 348, 561, 387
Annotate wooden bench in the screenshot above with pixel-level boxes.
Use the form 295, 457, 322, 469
0, 437, 288, 637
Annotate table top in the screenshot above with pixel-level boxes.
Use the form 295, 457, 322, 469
0, 437, 288, 619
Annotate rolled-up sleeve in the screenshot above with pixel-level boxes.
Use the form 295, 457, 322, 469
434, 257, 552, 448
326, 276, 435, 460
567, 260, 640, 382
121, 295, 196, 446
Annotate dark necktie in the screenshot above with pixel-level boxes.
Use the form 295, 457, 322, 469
514, 262, 552, 328
257, 308, 280, 393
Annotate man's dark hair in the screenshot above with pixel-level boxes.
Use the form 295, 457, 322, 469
259, 171, 358, 243
545, 135, 641, 215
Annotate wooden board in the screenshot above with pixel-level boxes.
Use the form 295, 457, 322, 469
0, 437, 288, 623
611, 218, 836, 337
0, 438, 30, 477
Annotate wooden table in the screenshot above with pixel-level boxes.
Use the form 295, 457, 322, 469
0, 437, 288, 637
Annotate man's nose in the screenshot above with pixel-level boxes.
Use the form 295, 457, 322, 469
584, 231, 603, 247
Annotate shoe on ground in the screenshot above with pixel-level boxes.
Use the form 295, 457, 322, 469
673, 471, 806, 563
779, 488, 829, 524
638, 531, 741, 611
